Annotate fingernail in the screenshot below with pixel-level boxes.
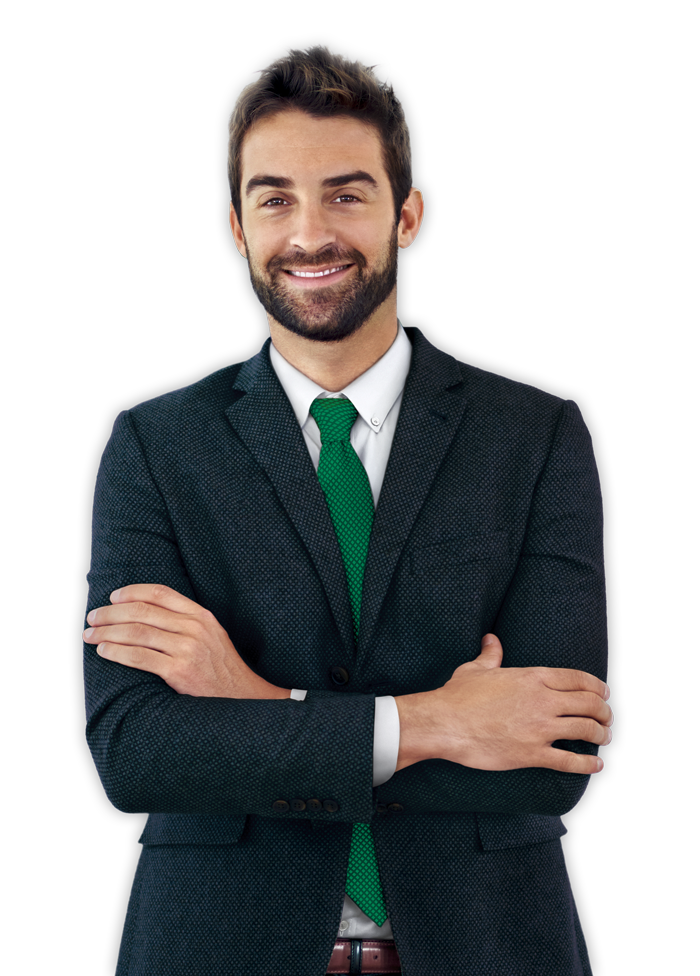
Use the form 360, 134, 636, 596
110, 589, 121, 602
596, 758, 604, 771
481, 634, 495, 647
84, 628, 94, 639
87, 609, 96, 624
604, 684, 610, 700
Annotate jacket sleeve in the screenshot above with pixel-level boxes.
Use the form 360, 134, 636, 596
375, 399, 607, 817
84, 409, 376, 824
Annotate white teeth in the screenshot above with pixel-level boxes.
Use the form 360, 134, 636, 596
289, 265, 346, 278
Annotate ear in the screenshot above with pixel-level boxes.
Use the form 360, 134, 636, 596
397, 188, 424, 249
229, 202, 248, 259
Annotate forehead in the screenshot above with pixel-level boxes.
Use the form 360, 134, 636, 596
240, 109, 386, 184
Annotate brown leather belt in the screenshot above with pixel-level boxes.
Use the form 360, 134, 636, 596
326, 938, 401, 974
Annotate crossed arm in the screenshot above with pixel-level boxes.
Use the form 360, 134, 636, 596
83, 583, 612, 778
84, 399, 610, 817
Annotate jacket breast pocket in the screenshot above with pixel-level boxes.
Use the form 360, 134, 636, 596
411, 531, 510, 576
475, 812, 567, 851
138, 813, 248, 847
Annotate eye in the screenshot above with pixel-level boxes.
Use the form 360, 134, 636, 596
333, 194, 361, 203
262, 197, 289, 207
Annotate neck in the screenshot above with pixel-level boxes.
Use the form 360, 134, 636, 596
268, 296, 398, 392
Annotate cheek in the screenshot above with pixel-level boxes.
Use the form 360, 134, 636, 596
342, 229, 388, 266
349, 213, 397, 257
240, 213, 280, 264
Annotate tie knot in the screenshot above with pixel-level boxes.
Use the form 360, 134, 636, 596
308, 396, 358, 443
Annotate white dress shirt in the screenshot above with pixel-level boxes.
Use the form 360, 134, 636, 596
268, 322, 412, 941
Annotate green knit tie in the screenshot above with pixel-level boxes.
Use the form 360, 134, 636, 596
308, 396, 388, 928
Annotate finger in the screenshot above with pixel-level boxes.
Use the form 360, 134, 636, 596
539, 667, 609, 701
95, 640, 172, 679
553, 689, 613, 726
553, 716, 613, 747
474, 633, 503, 669
537, 747, 604, 776
87, 599, 197, 636
84, 622, 184, 657
449, 635, 503, 679
109, 583, 204, 616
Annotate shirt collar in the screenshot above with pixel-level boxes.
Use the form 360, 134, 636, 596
269, 321, 412, 434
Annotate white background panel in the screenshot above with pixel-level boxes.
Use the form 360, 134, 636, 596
537, 227, 615, 268
83, 41, 223, 227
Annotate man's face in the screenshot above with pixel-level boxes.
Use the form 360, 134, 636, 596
233, 110, 400, 343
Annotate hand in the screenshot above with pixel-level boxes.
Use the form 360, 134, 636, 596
395, 634, 613, 776
83, 584, 291, 700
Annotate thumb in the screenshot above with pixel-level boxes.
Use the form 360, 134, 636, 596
476, 633, 503, 669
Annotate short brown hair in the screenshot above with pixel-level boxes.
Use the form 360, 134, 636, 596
228, 46, 412, 226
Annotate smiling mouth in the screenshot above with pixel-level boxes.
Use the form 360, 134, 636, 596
284, 264, 353, 278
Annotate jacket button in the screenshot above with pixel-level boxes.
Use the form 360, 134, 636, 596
388, 802, 404, 813
272, 799, 290, 813
330, 666, 350, 686
376, 803, 387, 814
291, 798, 306, 812
323, 799, 339, 813
307, 798, 322, 811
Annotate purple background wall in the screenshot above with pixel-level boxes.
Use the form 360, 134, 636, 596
82, 41, 613, 976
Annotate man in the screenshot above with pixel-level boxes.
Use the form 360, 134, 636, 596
83, 47, 611, 976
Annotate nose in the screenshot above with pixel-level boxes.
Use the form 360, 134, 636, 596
288, 201, 337, 255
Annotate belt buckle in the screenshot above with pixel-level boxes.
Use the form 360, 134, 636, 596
327, 937, 401, 974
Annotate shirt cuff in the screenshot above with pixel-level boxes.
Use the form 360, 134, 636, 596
373, 696, 400, 786
288, 691, 399, 787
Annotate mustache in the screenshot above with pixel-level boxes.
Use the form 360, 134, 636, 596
267, 246, 367, 274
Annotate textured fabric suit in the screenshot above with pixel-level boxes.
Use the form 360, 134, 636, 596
84, 327, 607, 976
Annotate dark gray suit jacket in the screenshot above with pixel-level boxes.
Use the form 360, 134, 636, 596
84, 327, 606, 975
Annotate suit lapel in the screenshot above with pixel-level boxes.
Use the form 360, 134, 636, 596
224, 341, 356, 658
356, 329, 468, 666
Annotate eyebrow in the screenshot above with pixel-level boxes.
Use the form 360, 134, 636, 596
245, 170, 379, 197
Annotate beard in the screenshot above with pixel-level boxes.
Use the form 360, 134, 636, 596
244, 225, 398, 343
